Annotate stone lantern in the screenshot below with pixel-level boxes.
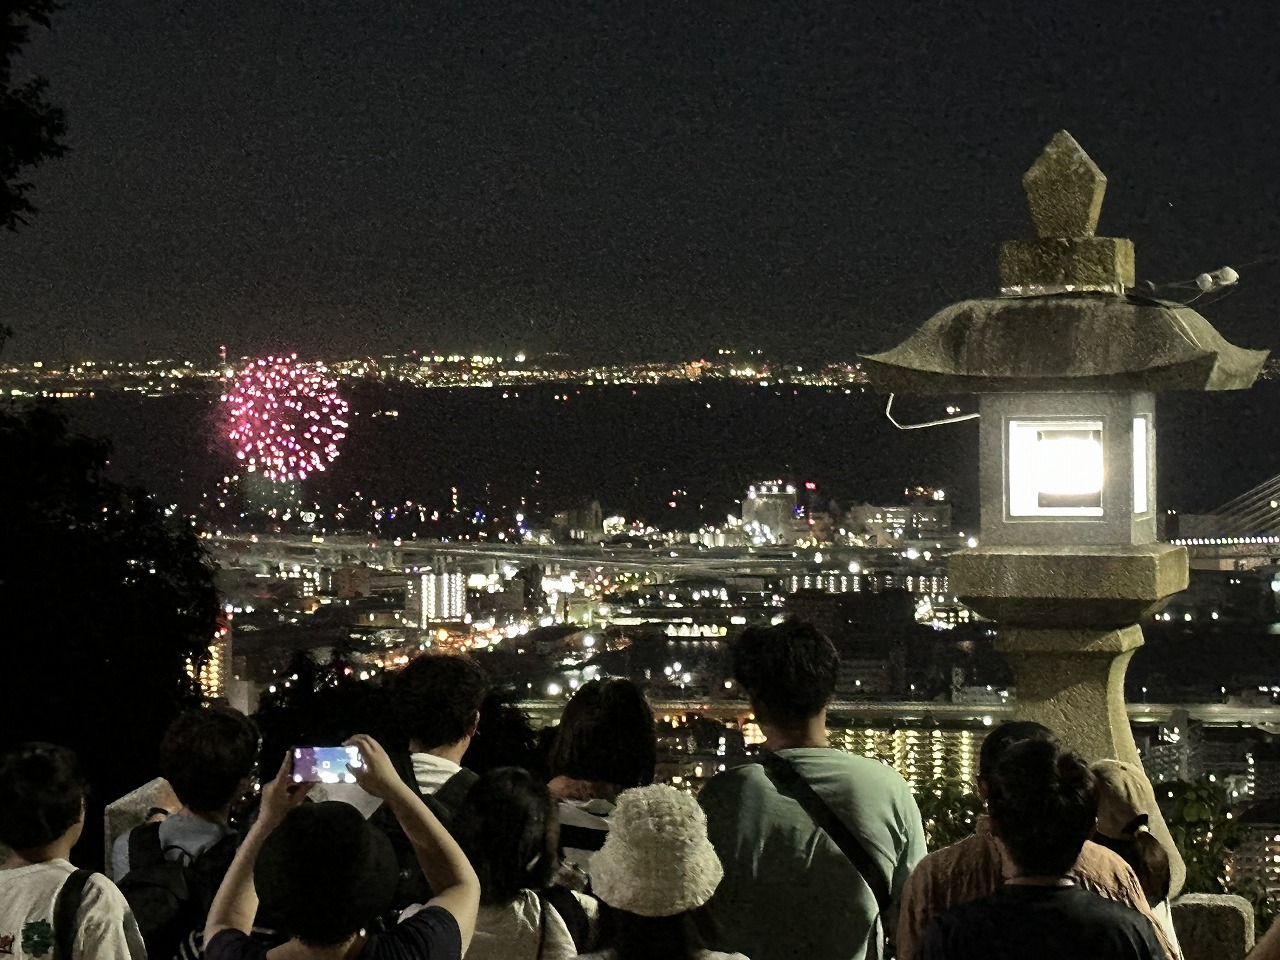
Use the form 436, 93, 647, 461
862, 131, 1266, 767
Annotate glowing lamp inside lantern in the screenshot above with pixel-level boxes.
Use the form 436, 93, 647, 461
1008, 420, 1105, 517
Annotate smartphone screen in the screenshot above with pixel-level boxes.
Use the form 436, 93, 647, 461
292, 745, 362, 784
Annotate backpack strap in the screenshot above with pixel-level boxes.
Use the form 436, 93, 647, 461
429, 768, 479, 816
54, 869, 94, 960
756, 752, 893, 915
540, 886, 590, 954
535, 893, 548, 960
127, 820, 167, 871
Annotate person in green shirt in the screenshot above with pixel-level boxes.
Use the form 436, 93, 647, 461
698, 620, 926, 960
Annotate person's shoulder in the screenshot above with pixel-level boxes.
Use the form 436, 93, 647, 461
784, 748, 914, 792
1073, 839, 1141, 888
834, 750, 916, 791
916, 895, 992, 959
907, 831, 986, 882
83, 870, 130, 906
557, 797, 613, 829
697, 762, 769, 818
161, 811, 234, 853
1062, 887, 1165, 953
1068, 884, 1158, 923
700, 761, 767, 795
203, 928, 266, 960
387, 903, 463, 954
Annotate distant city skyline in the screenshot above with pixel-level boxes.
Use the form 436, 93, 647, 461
1, 2, 1279, 364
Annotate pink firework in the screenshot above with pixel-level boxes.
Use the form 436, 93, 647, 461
223, 355, 349, 483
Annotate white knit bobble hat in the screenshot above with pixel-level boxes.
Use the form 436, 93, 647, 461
589, 784, 724, 917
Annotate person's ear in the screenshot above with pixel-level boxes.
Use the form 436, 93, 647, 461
465, 711, 480, 739
976, 776, 990, 804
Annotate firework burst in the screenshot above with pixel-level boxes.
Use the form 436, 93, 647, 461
222, 355, 349, 483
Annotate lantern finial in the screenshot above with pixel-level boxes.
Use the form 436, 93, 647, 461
1024, 130, 1106, 238
999, 131, 1134, 296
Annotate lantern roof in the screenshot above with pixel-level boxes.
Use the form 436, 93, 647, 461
862, 131, 1267, 394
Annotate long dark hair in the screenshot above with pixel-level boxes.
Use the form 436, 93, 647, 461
598, 905, 701, 960
549, 678, 656, 790
453, 767, 558, 905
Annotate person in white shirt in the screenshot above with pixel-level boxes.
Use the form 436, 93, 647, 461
393, 651, 488, 804
0, 742, 145, 960
372, 651, 489, 910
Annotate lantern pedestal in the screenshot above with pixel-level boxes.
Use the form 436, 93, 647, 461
951, 543, 1186, 758
950, 543, 1187, 628
992, 625, 1143, 764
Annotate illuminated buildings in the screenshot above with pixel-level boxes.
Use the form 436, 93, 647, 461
830, 724, 980, 791
742, 480, 798, 545
1229, 804, 1280, 899
407, 567, 466, 626
845, 488, 953, 544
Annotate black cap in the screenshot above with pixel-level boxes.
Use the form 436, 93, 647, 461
254, 801, 398, 943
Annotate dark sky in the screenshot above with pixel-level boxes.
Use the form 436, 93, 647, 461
2, 0, 1278, 362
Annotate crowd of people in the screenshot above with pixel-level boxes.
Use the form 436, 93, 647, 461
0, 618, 1251, 959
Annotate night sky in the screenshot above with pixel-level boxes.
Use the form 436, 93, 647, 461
2, 1, 1278, 363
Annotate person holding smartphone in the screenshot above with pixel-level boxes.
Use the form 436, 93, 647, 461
203, 734, 480, 960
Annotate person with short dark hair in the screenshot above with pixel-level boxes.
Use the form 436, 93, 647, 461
897, 723, 1176, 960
453, 767, 597, 959
203, 733, 480, 960
393, 652, 488, 807
375, 653, 489, 909
0, 742, 146, 960
547, 678, 656, 877
917, 739, 1164, 960
113, 703, 259, 876
698, 619, 926, 960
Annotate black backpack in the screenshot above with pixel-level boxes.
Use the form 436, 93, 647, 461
369, 763, 479, 911
116, 821, 240, 960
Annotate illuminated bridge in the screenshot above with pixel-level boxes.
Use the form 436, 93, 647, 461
1171, 471, 1280, 566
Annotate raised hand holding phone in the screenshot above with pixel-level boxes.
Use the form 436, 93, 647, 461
341, 734, 405, 802
259, 752, 314, 827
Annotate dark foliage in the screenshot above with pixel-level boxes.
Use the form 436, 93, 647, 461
253, 651, 398, 768
1, 0, 68, 230
1159, 776, 1277, 933
0, 403, 219, 867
